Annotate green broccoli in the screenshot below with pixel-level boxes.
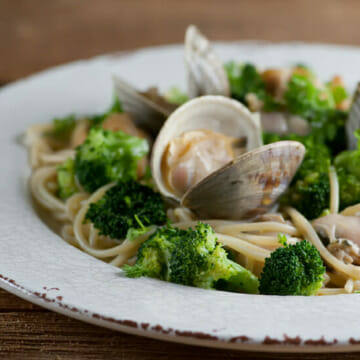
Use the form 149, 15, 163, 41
74, 127, 148, 193
225, 62, 264, 104
125, 225, 181, 279
259, 235, 325, 295
336, 168, 360, 210
85, 180, 166, 240
226, 64, 348, 154
285, 73, 335, 118
294, 141, 331, 180
264, 133, 331, 219
284, 174, 330, 220
284, 73, 348, 154
334, 130, 360, 209
225, 62, 280, 111
56, 158, 79, 199
125, 222, 259, 294
50, 114, 76, 141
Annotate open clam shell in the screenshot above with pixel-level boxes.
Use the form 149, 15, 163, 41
182, 141, 305, 220
185, 25, 230, 98
346, 83, 360, 150
113, 76, 176, 136
151, 95, 263, 203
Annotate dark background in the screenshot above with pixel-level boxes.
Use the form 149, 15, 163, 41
1, 0, 360, 358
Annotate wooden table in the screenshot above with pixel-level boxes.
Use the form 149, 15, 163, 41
2, 1, 360, 358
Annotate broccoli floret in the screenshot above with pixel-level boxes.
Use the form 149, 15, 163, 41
259, 236, 325, 295
56, 158, 79, 199
225, 62, 280, 111
294, 142, 331, 181
285, 174, 330, 220
285, 74, 334, 118
125, 223, 259, 294
284, 73, 347, 154
168, 222, 218, 286
335, 130, 360, 209
74, 128, 148, 193
125, 226, 181, 279
225, 62, 265, 104
50, 114, 76, 141
336, 168, 360, 210
264, 133, 331, 219
85, 180, 166, 240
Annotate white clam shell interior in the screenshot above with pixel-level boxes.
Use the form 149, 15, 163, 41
151, 95, 263, 202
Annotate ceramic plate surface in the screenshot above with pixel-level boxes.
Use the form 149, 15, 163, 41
2, 42, 360, 352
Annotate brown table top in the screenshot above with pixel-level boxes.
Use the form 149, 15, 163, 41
2, 0, 360, 358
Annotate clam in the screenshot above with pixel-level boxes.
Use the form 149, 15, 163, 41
313, 214, 360, 265
151, 95, 305, 219
185, 25, 230, 98
346, 83, 360, 150
112, 76, 177, 136
312, 214, 360, 244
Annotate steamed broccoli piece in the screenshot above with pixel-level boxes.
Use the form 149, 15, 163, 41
335, 130, 360, 209
292, 138, 331, 181
285, 174, 330, 220
284, 73, 347, 154
50, 115, 76, 141
125, 223, 259, 294
125, 226, 181, 279
336, 168, 360, 210
285, 73, 334, 117
74, 128, 148, 193
56, 158, 79, 199
225, 62, 265, 104
259, 236, 325, 295
264, 133, 331, 219
225, 62, 280, 111
85, 180, 166, 240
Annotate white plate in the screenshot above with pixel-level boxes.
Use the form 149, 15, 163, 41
1, 42, 360, 353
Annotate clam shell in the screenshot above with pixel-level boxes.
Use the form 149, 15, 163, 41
346, 83, 360, 150
185, 25, 230, 98
113, 76, 172, 136
151, 95, 263, 202
182, 141, 305, 220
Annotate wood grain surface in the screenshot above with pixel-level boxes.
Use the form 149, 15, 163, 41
2, 0, 360, 81
2, 0, 360, 358
1, 286, 360, 360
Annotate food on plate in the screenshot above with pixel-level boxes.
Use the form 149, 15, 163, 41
26, 25, 360, 295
